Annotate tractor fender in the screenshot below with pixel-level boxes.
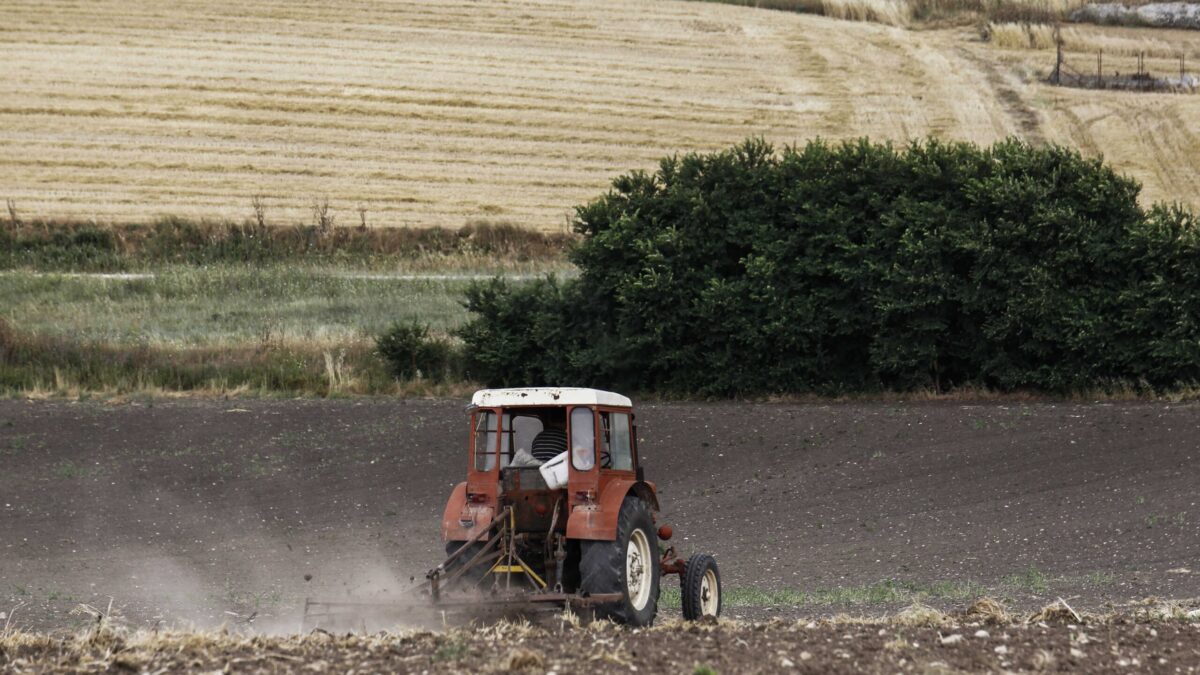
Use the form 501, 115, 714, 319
566, 479, 659, 541
440, 481, 495, 542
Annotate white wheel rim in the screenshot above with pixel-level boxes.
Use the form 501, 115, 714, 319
626, 529, 652, 611
700, 567, 719, 616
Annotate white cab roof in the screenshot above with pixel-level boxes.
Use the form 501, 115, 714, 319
471, 387, 632, 408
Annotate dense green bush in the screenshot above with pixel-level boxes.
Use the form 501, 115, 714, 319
375, 321, 459, 381
459, 137, 1200, 395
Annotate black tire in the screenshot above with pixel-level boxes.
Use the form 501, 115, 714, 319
681, 554, 721, 621
579, 497, 660, 626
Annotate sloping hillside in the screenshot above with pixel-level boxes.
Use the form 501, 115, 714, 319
0, 0, 1195, 228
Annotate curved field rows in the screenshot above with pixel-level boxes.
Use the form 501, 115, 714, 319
0, 0, 1196, 229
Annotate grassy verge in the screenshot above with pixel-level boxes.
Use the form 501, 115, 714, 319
659, 568, 1121, 611
0, 320, 476, 398
660, 579, 987, 610
0, 265, 506, 343
0, 263, 574, 397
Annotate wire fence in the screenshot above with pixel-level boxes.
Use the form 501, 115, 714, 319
1049, 43, 1197, 92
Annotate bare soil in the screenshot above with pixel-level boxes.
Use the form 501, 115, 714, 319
1, 398, 1198, 669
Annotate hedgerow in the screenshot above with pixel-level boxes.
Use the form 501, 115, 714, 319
459, 137, 1200, 395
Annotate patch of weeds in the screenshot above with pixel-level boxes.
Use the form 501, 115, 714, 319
1004, 565, 1049, 593
1135, 496, 1145, 504
1082, 572, 1115, 587
870, 450, 885, 459
830, 579, 979, 604
697, 579, 986, 609
46, 589, 76, 603
52, 460, 96, 479
1145, 512, 1187, 528
660, 586, 682, 609
694, 666, 718, 675
810, 582, 904, 605
723, 587, 783, 607
433, 638, 469, 662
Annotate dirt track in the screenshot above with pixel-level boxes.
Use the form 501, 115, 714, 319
1, 398, 1198, 636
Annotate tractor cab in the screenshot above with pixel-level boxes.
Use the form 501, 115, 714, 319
446, 388, 643, 543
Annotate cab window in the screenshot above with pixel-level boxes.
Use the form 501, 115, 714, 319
600, 411, 633, 471
570, 407, 595, 471
473, 411, 498, 471
509, 414, 544, 458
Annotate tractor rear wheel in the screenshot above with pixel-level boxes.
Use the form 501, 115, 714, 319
579, 496, 660, 626
681, 554, 721, 621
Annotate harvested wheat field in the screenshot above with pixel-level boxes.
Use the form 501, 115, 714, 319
3, 0, 1197, 229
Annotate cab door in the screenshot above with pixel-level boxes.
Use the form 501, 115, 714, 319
565, 405, 599, 500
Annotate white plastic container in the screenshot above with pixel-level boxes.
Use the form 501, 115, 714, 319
538, 451, 569, 490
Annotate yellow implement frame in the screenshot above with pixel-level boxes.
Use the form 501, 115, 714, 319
487, 507, 547, 590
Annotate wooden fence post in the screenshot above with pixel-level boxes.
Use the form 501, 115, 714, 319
1053, 41, 1062, 84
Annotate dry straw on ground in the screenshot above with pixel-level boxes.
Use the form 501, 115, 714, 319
4, 598, 1193, 673
965, 597, 1012, 625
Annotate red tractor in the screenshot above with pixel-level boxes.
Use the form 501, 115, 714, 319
432, 387, 721, 625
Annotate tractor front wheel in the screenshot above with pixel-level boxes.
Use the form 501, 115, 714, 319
681, 554, 721, 621
579, 497, 660, 626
